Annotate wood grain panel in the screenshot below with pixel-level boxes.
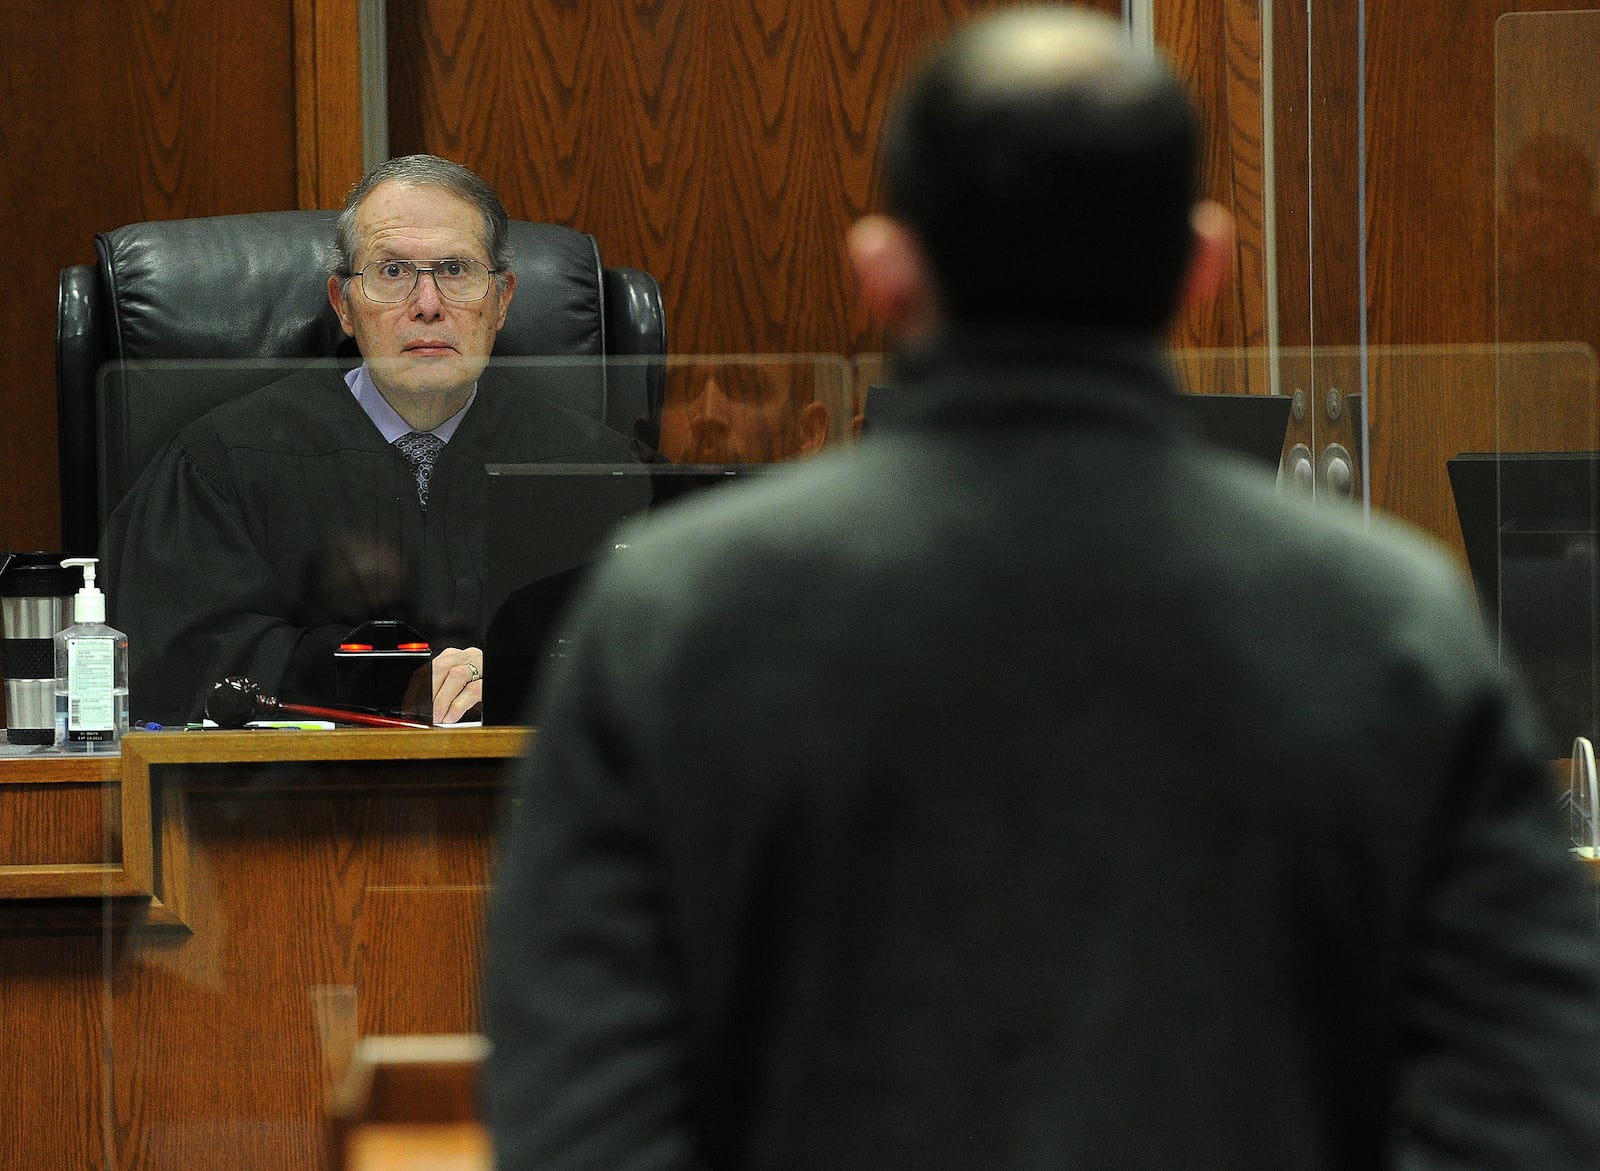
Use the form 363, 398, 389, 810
0, 732, 522, 1170
1366, 2, 1489, 544
1268, 0, 1310, 349
295, 0, 368, 209
1160, 0, 1270, 378
1263, 0, 1313, 463
1, 1, 299, 554
1361, 1, 1600, 549
1491, 10, 1600, 468
358, 887, 489, 1035
0, 752, 143, 907
106, 755, 506, 1170
0, 935, 106, 1171
1307, 0, 1363, 349
389, 0, 1122, 359
0, 783, 108, 867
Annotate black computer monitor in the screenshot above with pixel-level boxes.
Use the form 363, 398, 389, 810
479, 462, 756, 724
1447, 450, 1600, 753
1171, 392, 1294, 471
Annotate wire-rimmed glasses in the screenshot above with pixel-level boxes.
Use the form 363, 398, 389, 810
350, 258, 500, 304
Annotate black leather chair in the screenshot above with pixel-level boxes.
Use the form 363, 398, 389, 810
55, 211, 666, 555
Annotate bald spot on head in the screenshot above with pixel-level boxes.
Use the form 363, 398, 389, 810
953, 6, 1143, 99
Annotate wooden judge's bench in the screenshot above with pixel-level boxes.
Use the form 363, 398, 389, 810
0, 727, 522, 1171
5, 731, 1598, 1170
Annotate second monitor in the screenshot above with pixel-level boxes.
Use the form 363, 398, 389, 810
480, 463, 756, 724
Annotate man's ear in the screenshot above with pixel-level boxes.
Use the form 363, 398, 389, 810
796, 401, 829, 455
1180, 200, 1236, 314
495, 270, 516, 329
847, 215, 939, 345
328, 274, 355, 337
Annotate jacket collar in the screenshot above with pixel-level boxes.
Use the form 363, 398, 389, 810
877, 325, 1183, 437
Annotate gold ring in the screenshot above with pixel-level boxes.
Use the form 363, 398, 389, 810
468, 662, 480, 681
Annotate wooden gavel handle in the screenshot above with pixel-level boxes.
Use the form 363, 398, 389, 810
267, 699, 432, 730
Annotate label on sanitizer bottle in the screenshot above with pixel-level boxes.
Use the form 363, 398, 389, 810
66, 637, 116, 741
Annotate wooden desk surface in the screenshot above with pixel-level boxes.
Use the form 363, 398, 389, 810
0, 744, 120, 781
121, 725, 529, 768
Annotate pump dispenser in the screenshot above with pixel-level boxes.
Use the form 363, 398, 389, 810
53, 557, 129, 752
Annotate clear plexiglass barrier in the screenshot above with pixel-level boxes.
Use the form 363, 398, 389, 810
8, 323, 1596, 1168
1494, 11, 1600, 773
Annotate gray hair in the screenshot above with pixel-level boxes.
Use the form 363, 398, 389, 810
329, 155, 514, 285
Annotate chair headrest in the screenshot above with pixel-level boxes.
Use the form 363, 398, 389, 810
96, 211, 609, 362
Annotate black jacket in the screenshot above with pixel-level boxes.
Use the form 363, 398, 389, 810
484, 330, 1600, 1170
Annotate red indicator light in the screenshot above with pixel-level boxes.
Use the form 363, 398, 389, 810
338, 643, 374, 652
397, 642, 431, 651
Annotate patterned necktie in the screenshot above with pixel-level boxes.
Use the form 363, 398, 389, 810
394, 431, 446, 508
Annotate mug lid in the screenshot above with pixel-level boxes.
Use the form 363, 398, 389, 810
0, 553, 82, 598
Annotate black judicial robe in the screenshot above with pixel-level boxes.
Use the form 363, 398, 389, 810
100, 365, 637, 723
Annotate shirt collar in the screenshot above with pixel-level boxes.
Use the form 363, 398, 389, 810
345, 364, 477, 444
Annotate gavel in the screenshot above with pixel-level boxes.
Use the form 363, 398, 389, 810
206, 676, 432, 730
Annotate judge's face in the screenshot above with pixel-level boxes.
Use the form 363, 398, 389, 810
328, 180, 515, 421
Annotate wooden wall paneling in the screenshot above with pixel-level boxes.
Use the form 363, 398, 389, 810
1491, 13, 1600, 457
1265, 0, 1313, 467
388, 1, 1121, 360
1, 2, 299, 555
1267, 0, 1310, 351
1359, 1, 1596, 551
687, 1, 900, 353
1307, 0, 1364, 349
1160, 0, 1271, 394
294, 0, 368, 209
1365, 1, 1486, 547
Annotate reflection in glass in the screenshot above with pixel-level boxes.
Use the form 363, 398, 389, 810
1499, 133, 1600, 355
1494, 13, 1600, 760
657, 357, 846, 464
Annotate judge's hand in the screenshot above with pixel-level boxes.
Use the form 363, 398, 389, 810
431, 646, 484, 724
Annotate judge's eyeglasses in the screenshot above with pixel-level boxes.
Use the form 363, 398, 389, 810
349, 258, 500, 304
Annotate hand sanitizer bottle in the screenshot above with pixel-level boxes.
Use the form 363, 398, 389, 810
53, 557, 129, 753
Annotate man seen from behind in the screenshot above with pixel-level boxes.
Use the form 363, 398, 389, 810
483, 7, 1600, 1168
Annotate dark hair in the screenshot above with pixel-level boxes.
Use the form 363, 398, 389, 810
881, 7, 1201, 332
330, 154, 514, 283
